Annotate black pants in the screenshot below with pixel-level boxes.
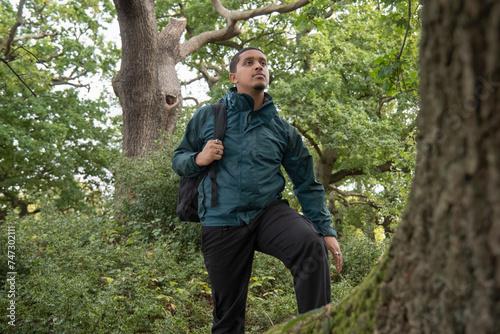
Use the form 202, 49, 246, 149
201, 200, 331, 334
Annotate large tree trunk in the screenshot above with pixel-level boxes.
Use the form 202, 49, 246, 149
112, 0, 185, 157
267, 0, 500, 332
112, 0, 312, 157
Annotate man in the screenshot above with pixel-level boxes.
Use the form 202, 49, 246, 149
172, 47, 342, 333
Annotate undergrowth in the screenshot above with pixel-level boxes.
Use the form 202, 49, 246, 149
0, 209, 385, 333
0, 142, 387, 333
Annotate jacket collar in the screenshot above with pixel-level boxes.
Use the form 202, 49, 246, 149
221, 87, 275, 114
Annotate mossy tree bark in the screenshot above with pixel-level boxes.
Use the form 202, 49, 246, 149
267, 0, 500, 332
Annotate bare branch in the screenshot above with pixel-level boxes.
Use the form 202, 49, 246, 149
329, 161, 410, 184
396, 0, 412, 61
179, 0, 311, 60
51, 78, 88, 87
182, 61, 226, 88
16, 46, 62, 68
213, 40, 242, 49
159, 17, 187, 57
329, 185, 368, 198
181, 74, 204, 86
13, 32, 57, 42
183, 96, 200, 105
2, 0, 27, 58
37, 51, 64, 64
330, 185, 381, 210
51, 72, 91, 91
293, 123, 323, 159
180, 20, 240, 60
199, 62, 224, 89
0, 57, 36, 97
212, 0, 310, 21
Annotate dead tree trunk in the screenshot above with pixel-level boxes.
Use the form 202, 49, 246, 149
267, 0, 500, 332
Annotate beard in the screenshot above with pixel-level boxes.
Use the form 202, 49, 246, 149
253, 82, 267, 91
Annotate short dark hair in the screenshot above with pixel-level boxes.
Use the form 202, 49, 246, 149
229, 47, 265, 73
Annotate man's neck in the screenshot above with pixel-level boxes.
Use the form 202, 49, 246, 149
252, 92, 265, 110
239, 89, 265, 110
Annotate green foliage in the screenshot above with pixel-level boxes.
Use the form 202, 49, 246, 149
0, 87, 120, 214
113, 137, 201, 245
0, 0, 416, 331
175, 0, 421, 239
0, 0, 120, 216
331, 228, 389, 289
0, 209, 208, 333
268, 0, 419, 237
0, 207, 385, 333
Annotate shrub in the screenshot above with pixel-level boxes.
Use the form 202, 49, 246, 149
0, 209, 209, 333
0, 201, 386, 333
113, 137, 201, 245
330, 227, 389, 302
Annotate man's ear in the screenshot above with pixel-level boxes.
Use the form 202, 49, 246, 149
229, 73, 238, 84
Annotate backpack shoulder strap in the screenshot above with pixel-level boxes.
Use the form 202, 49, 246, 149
209, 103, 227, 207
212, 103, 227, 140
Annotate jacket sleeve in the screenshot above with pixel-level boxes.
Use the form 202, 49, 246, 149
172, 106, 212, 178
282, 124, 338, 238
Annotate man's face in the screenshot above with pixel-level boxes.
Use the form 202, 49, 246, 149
229, 49, 269, 94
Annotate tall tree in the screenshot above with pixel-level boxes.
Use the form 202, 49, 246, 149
266, 0, 500, 332
112, 0, 314, 157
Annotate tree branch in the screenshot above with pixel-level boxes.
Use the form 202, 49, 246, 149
2, 0, 27, 58
329, 161, 410, 184
198, 62, 225, 89
395, 0, 412, 61
181, 74, 204, 86
293, 123, 323, 159
51, 72, 91, 91
0, 57, 36, 97
211, 0, 310, 21
329, 185, 381, 210
180, 20, 240, 60
329, 185, 368, 198
396, 0, 412, 92
159, 17, 187, 57
350, 201, 381, 209
179, 0, 311, 60
183, 96, 200, 105
16, 46, 62, 67
14, 32, 57, 43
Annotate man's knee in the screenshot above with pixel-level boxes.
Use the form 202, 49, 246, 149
294, 235, 329, 280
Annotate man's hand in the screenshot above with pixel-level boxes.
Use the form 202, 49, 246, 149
324, 236, 343, 273
195, 139, 224, 167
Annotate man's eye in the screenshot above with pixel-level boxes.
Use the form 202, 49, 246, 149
260, 62, 267, 67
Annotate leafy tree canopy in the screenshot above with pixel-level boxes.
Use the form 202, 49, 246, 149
176, 0, 421, 238
271, 0, 420, 237
0, 0, 120, 217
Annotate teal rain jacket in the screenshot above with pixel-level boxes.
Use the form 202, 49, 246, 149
172, 88, 337, 237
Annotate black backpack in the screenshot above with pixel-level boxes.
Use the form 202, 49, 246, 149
176, 103, 227, 222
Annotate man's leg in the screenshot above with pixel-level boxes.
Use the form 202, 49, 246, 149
252, 201, 331, 314
201, 226, 255, 333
